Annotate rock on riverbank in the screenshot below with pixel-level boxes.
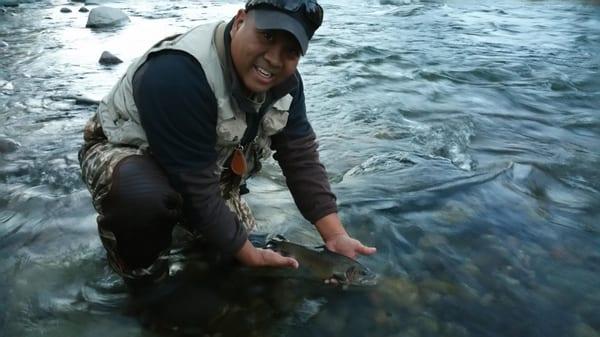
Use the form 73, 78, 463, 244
85, 6, 129, 28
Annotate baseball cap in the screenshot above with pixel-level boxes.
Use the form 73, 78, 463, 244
245, 0, 323, 55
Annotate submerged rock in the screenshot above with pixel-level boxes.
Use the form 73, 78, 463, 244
74, 95, 100, 106
98, 51, 122, 65
85, 6, 129, 28
78, 6, 89, 13
60, 7, 72, 13
0, 0, 19, 7
0, 137, 20, 154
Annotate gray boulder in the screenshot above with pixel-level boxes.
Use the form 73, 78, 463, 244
85, 6, 129, 28
99, 51, 122, 65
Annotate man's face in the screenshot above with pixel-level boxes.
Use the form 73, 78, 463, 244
230, 10, 302, 94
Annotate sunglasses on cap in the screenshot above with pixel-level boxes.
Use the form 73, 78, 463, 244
245, 0, 324, 32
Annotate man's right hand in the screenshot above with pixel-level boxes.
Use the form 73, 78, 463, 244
235, 239, 299, 268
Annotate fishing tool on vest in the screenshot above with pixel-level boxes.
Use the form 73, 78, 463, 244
230, 144, 247, 176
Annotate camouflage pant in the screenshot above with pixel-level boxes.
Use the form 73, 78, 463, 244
79, 113, 256, 280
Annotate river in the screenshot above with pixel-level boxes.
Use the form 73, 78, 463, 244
1, 0, 599, 336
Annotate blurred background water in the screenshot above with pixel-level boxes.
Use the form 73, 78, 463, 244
1, 0, 599, 336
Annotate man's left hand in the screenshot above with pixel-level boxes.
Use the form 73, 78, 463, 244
325, 233, 376, 260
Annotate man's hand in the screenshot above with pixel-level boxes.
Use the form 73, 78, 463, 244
325, 233, 377, 260
316, 213, 377, 260
235, 240, 299, 268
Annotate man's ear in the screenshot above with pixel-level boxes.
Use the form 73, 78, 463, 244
232, 9, 247, 31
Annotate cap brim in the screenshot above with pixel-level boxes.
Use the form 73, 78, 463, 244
252, 9, 309, 55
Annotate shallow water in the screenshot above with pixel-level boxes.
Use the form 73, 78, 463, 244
1, 0, 599, 336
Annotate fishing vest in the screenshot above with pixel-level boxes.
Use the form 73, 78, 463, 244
96, 21, 293, 181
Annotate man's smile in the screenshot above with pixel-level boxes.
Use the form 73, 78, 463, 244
254, 65, 274, 79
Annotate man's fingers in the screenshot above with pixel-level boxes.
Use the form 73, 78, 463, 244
266, 250, 299, 269
286, 257, 299, 269
358, 244, 377, 256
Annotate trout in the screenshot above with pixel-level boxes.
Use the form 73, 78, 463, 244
262, 235, 378, 287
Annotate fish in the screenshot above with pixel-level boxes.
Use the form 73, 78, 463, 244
262, 235, 378, 287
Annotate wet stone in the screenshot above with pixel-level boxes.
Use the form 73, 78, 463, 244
374, 277, 420, 309
79, 6, 89, 13
74, 95, 99, 106
0, 137, 20, 154
418, 233, 448, 249
86, 6, 130, 28
60, 7, 72, 13
99, 51, 123, 65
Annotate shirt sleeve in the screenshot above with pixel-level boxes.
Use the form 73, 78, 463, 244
270, 74, 338, 223
132, 50, 247, 255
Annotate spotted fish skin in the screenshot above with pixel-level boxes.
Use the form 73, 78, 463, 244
265, 236, 378, 286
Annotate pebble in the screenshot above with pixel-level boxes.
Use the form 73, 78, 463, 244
60, 7, 72, 13
98, 51, 123, 65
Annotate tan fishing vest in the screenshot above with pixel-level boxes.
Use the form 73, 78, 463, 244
96, 21, 293, 180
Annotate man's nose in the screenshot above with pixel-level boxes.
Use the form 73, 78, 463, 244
263, 42, 284, 68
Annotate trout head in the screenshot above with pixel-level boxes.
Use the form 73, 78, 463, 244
336, 264, 378, 286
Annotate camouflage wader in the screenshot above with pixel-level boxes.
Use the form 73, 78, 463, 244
79, 113, 257, 280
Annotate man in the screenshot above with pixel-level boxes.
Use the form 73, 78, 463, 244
79, 0, 376, 285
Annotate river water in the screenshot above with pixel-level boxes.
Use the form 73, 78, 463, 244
1, 0, 599, 336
